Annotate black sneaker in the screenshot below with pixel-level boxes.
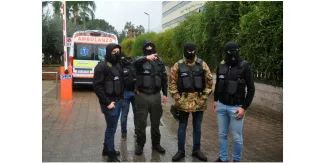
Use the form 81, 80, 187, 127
152, 144, 166, 153
102, 143, 108, 156
102, 150, 120, 156
215, 157, 228, 162
121, 133, 127, 141
135, 145, 143, 155
107, 151, 120, 162
233, 160, 239, 162
172, 151, 185, 161
192, 150, 207, 161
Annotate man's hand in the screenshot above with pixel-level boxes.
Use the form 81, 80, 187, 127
146, 54, 158, 61
235, 107, 245, 120
162, 96, 168, 104
107, 102, 115, 109
212, 101, 217, 112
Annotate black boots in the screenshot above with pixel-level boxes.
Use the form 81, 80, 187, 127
215, 157, 228, 162
172, 151, 185, 161
121, 133, 127, 141
107, 151, 120, 162
152, 144, 166, 153
102, 144, 120, 156
135, 145, 143, 155
192, 150, 208, 161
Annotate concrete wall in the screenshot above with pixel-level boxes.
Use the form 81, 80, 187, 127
252, 82, 283, 113
42, 66, 60, 80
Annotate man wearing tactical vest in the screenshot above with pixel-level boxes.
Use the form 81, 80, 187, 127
169, 43, 213, 162
213, 42, 255, 162
119, 51, 137, 140
93, 43, 124, 162
132, 39, 168, 155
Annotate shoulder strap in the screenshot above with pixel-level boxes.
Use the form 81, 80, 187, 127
196, 58, 203, 66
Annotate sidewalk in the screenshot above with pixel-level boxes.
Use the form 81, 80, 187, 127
42, 83, 283, 162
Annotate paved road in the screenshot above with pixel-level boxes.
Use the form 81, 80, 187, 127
42, 82, 283, 162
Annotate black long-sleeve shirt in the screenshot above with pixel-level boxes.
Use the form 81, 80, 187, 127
214, 61, 255, 110
132, 56, 168, 96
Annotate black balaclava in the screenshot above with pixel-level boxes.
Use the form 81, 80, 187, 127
105, 43, 121, 65
224, 42, 240, 66
142, 39, 156, 56
184, 42, 196, 61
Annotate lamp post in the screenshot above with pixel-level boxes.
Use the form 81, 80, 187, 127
144, 12, 150, 33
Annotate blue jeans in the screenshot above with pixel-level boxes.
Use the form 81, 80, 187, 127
120, 91, 136, 134
217, 101, 244, 161
178, 111, 204, 152
102, 101, 122, 152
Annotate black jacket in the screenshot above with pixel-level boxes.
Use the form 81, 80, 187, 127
120, 53, 136, 91
214, 59, 255, 110
132, 40, 168, 96
93, 43, 124, 107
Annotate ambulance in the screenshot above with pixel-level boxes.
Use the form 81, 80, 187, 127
68, 30, 118, 85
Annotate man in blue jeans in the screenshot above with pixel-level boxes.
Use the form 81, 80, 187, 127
213, 42, 255, 162
169, 43, 213, 162
119, 52, 137, 140
93, 43, 124, 162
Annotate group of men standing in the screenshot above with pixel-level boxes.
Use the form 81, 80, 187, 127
93, 40, 255, 162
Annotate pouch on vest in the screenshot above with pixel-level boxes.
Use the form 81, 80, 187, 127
142, 62, 153, 88
123, 69, 132, 85
227, 80, 238, 95
155, 76, 161, 88
105, 81, 114, 95
114, 78, 121, 95
181, 72, 191, 89
194, 76, 203, 90
143, 75, 152, 88
217, 80, 225, 93
136, 75, 142, 87
123, 69, 130, 77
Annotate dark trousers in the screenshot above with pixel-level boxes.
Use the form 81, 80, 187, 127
178, 111, 204, 152
135, 92, 162, 147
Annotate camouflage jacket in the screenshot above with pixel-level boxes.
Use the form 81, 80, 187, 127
169, 56, 213, 112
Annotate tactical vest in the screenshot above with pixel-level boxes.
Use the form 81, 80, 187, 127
177, 58, 205, 93
103, 61, 123, 96
135, 59, 163, 90
216, 60, 247, 104
123, 67, 134, 86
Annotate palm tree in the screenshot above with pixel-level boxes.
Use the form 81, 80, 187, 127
51, 1, 96, 25
69, 1, 96, 24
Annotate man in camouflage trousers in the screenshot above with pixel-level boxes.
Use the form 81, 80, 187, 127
169, 43, 213, 162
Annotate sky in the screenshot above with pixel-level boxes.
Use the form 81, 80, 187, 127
43, 1, 163, 33
94, 1, 162, 33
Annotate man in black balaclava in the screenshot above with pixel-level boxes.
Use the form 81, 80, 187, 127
213, 42, 255, 162
118, 51, 137, 140
142, 40, 156, 56
132, 39, 168, 155
93, 43, 124, 162
169, 42, 213, 162
183, 42, 196, 61
224, 41, 240, 66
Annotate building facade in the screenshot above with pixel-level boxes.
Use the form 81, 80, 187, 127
162, 1, 206, 31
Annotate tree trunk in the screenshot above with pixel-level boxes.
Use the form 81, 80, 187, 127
74, 9, 79, 24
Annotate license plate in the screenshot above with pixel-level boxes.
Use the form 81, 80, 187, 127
77, 70, 90, 74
